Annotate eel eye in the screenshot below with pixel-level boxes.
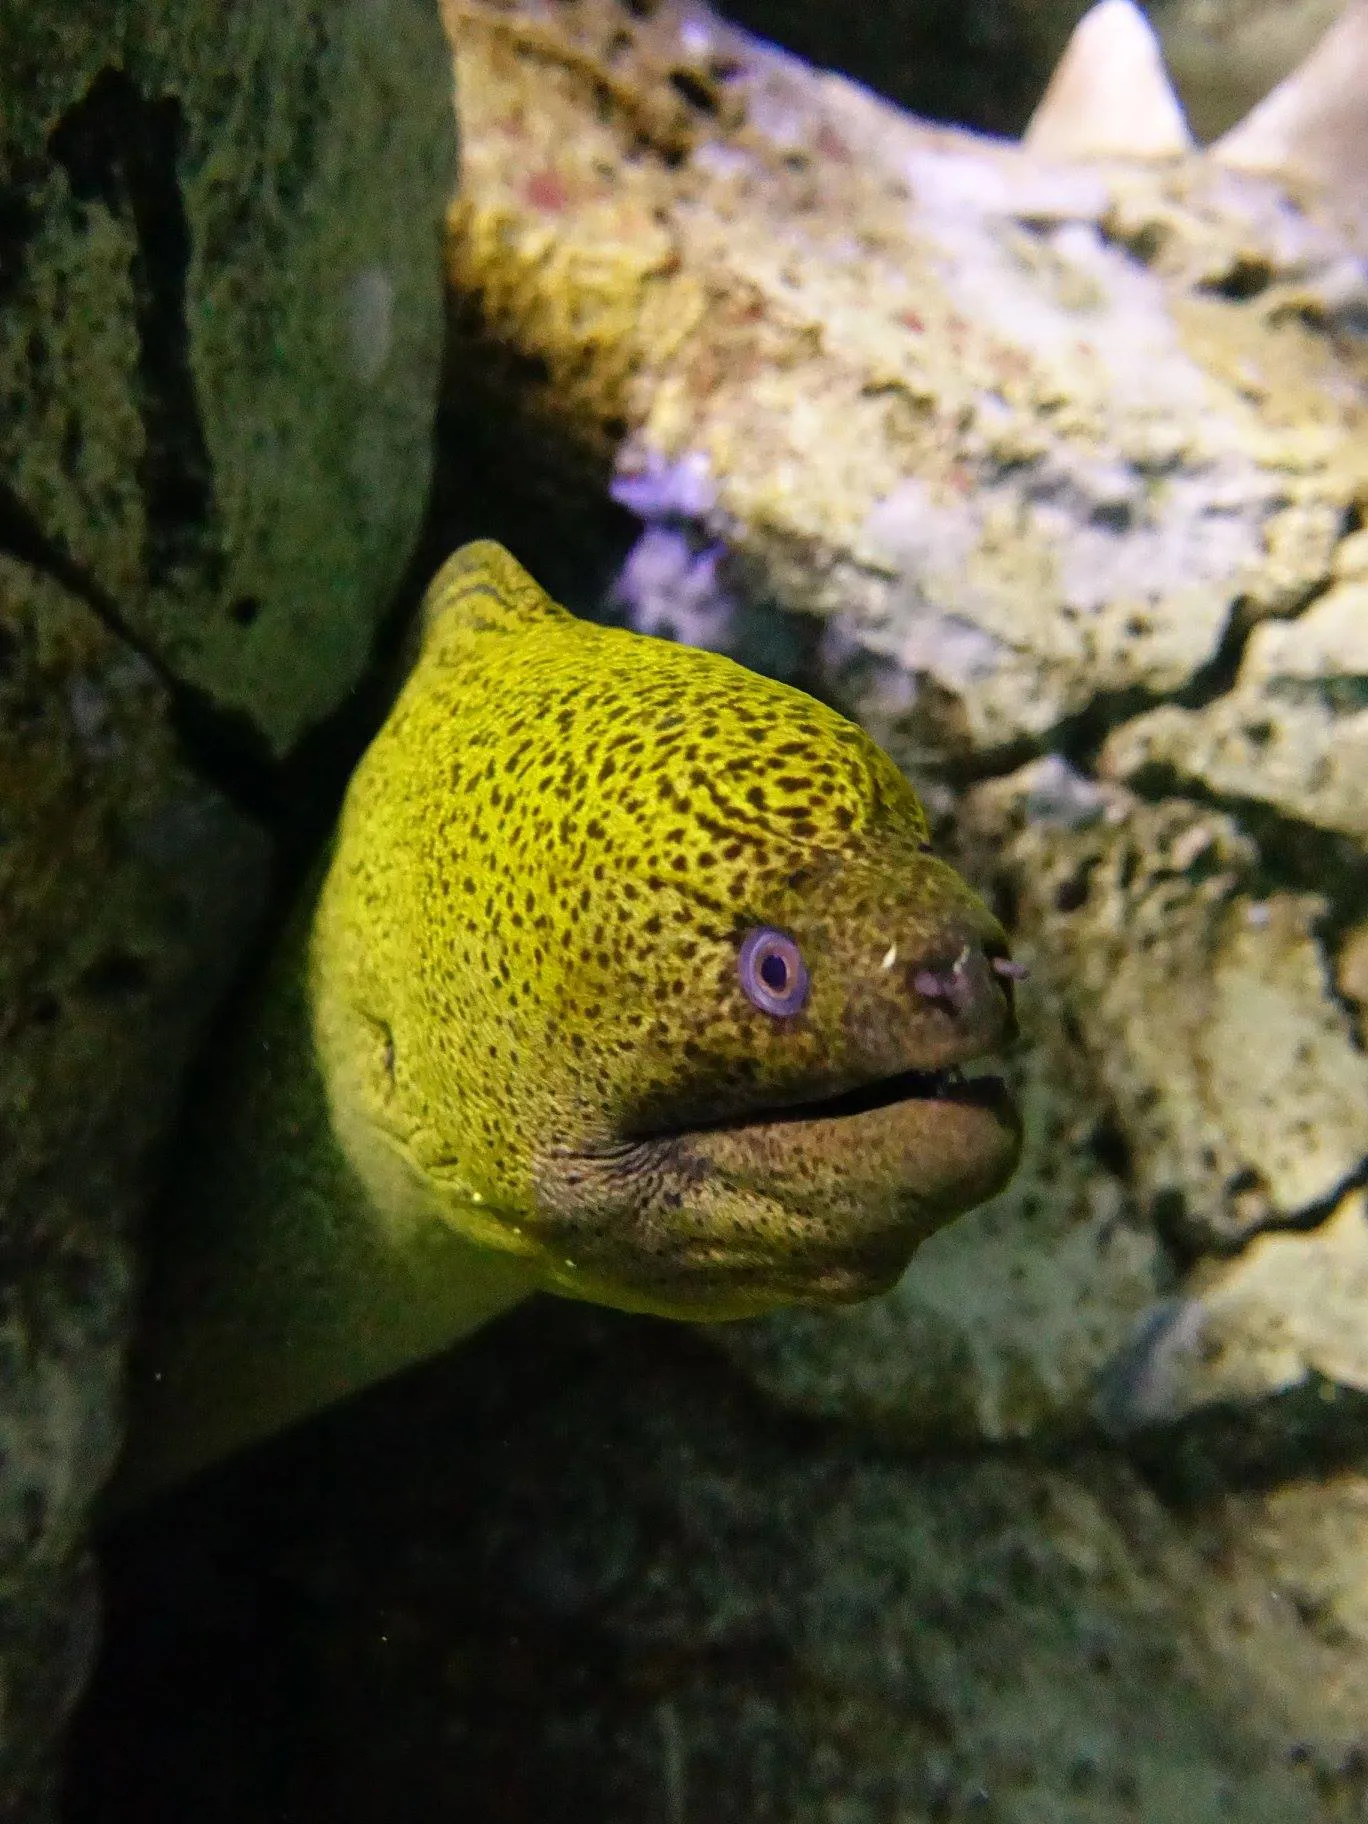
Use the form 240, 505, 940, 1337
737, 927, 809, 1018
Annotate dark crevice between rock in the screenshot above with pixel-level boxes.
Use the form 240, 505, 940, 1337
0, 175, 40, 307
1124, 1376, 1368, 1506
0, 475, 164, 675
49, 68, 223, 597
1029, 594, 1271, 785
865, 555, 1354, 796
1261, 1155, 1368, 1242
1112, 761, 1368, 927
1149, 1153, 1368, 1275
0, 474, 286, 828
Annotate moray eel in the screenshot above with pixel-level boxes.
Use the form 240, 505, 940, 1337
120, 542, 1021, 1496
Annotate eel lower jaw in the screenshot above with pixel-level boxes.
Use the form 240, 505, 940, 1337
525, 1056, 1021, 1320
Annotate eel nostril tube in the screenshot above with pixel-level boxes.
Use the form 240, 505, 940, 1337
915, 947, 1027, 1015
914, 944, 978, 1014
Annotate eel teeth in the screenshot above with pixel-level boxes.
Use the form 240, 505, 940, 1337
1212, 0, 1368, 213
1023, 0, 1193, 161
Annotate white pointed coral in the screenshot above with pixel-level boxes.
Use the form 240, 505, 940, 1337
1213, 0, 1368, 218
1024, 0, 1193, 161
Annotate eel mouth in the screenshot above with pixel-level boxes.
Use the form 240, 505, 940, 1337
693, 1060, 1010, 1132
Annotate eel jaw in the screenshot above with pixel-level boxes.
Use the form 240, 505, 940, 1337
529, 1043, 1022, 1320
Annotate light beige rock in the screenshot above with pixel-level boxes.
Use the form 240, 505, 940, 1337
1339, 920, 1368, 1041
1100, 577, 1368, 843
1104, 1190, 1368, 1423
1025, 0, 1194, 159
963, 765, 1368, 1244
447, 0, 1368, 761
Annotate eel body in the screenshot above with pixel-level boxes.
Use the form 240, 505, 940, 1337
122, 542, 1022, 1494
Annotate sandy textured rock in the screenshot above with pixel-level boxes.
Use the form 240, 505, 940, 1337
1100, 568, 1368, 842
965, 761, 1368, 1245
3, 0, 453, 752
446, 0, 1368, 761
0, 556, 267, 1814
1182, 1465, 1368, 1772
1104, 1190, 1368, 1425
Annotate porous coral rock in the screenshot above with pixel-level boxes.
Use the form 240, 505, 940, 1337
1100, 572, 1368, 843
965, 764, 1368, 1245
1103, 1190, 1368, 1425
445, 0, 1368, 760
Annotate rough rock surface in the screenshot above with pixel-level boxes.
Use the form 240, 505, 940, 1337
443, 0, 1368, 1432
3, 1, 452, 753
69, 1308, 1368, 1821
1101, 551, 1368, 843
1, 2, 453, 1811
421, 4, 1368, 1813
0, 557, 267, 1816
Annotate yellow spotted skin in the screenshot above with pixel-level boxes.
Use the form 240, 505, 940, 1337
120, 541, 1020, 1496
314, 540, 1019, 1316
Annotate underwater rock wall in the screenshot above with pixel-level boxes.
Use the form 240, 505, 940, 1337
434, 0, 1368, 1808
442, 0, 1367, 1443
0, 2, 454, 1811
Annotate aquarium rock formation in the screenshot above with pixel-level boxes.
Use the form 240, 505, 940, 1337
4, 0, 1367, 1812
425, 0, 1368, 1808
0, 0, 453, 1811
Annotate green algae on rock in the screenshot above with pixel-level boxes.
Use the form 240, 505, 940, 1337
1, 0, 453, 752
121, 541, 1022, 1493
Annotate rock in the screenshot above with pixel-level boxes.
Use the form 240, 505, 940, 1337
966, 764, 1368, 1246
1212, 0, 1368, 226
82, 1309, 1357, 1821
1101, 1190, 1368, 1425
1, 0, 454, 1807
1154, 0, 1345, 139
446, 1356, 1352, 1821
0, 556, 267, 1814
1339, 920, 1368, 1041
2, 0, 453, 753
445, 0, 1367, 763
1100, 573, 1368, 845
1023, 0, 1194, 160
716, 0, 1091, 137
